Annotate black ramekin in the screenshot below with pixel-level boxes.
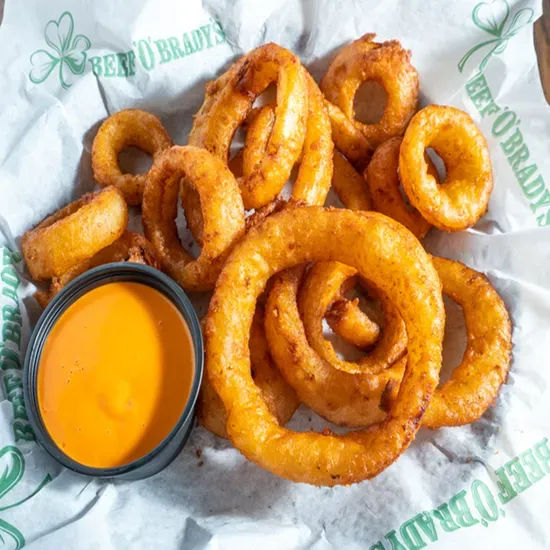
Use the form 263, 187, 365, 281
23, 262, 203, 480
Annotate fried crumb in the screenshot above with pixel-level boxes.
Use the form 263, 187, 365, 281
195, 448, 203, 458
198, 460, 204, 467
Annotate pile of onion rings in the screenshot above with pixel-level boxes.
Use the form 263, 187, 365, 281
21, 33, 512, 487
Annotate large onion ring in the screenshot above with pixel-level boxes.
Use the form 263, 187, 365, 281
92, 109, 173, 206
189, 43, 308, 209
321, 34, 419, 148
142, 146, 245, 292
21, 187, 128, 281
34, 232, 158, 308
206, 206, 444, 485
399, 105, 493, 231
366, 136, 434, 239
298, 261, 406, 374
198, 306, 299, 439
266, 266, 405, 428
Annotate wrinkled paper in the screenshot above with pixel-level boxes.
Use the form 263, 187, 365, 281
0, 0, 549, 548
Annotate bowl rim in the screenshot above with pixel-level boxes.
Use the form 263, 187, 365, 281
23, 262, 204, 478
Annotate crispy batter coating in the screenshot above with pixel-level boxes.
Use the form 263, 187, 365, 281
189, 43, 308, 209
298, 261, 406, 374
142, 146, 245, 292
22, 187, 128, 280
206, 207, 444, 485
399, 105, 493, 231
92, 109, 173, 205
34, 232, 158, 308
366, 136, 434, 238
322, 34, 419, 149
267, 266, 405, 428
198, 306, 299, 438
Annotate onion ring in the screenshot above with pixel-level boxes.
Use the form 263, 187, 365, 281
321, 34, 419, 149
142, 146, 245, 292
183, 77, 332, 245
325, 298, 381, 349
366, 136, 434, 238
325, 100, 374, 170
206, 206, 444, 485
298, 261, 407, 375
198, 306, 299, 438
241, 76, 333, 207
189, 43, 308, 209
92, 109, 173, 206
422, 257, 512, 427
399, 105, 493, 231
331, 151, 372, 210
266, 266, 405, 428
34, 232, 158, 308
296, 256, 512, 429
21, 187, 128, 281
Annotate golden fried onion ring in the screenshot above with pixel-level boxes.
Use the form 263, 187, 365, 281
189, 43, 308, 209
92, 109, 173, 206
331, 151, 372, 211
399, 105, 493, 231
422, 257, 512, 427
266, 266, 405, 428
299, 256, 512, 428
325, 300, 380, 350
366, 136, 433, 239
22, 187, 128, 281
206, 207, 444, 485
34, 232, 158, 308
142, 146, 245, 292
298, 261, 406, 374
321, 34, 419, 149
242, 76, 334, 207
198, 306, 299, 439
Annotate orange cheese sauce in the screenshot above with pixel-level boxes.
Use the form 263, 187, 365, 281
38, 282, 194, 468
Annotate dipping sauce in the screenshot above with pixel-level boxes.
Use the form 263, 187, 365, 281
37, 281, 194, 468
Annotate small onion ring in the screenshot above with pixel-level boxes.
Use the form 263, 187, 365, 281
92, 109, 173, 206
198, 306, 299, 439
399, 105, 493, 231
366, 136, 434, 239
266, 266, 404, 428
21, 187, 128, 281
189, 43, 308, 209
206, 206, 444, 485
326, 298, 381, 349
34, 232, 158, 308
321, 34, 419, 148
142, 146, 245, 292
298, 260, 407, 375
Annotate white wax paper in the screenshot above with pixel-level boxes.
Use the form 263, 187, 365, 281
0, 0, 549, 548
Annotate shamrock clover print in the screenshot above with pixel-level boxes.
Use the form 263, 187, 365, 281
29, 12, 91, 89
458, 0, 534, 72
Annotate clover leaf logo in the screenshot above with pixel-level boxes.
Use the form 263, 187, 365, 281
29, 12, 91, 89
0, 446, 51, 549
458, 0, 534, 72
